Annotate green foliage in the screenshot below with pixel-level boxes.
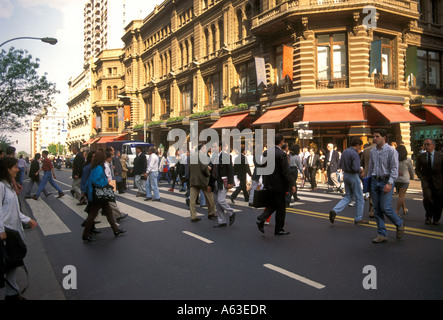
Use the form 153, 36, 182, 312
0, 47, 59, 132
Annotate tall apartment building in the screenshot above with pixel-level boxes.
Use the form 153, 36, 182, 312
31, 105, 69, 156
67, 0, 151, 150
116, 0, 442, 154
83, 0, 108, 63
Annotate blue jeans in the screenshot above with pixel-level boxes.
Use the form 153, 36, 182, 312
332, 173, 364, 221
36, 171, 63, 198
146, 171, 160, 200
371, 178, 403, 237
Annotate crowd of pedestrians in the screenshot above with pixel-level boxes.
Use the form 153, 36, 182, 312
1, 129, 443, 297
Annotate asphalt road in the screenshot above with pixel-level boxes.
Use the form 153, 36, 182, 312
16, 166, 443, 302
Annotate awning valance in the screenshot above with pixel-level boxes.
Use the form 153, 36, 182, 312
302, 102, 365, 123
252, 106, 296, 126
423, 105, 443, 123
210, 113, 249, 129
370, 102, 424, 124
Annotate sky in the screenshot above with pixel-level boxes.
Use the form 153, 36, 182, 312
0, 0, 161, 154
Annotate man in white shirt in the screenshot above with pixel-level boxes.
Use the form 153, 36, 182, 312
145, 146, 160, 201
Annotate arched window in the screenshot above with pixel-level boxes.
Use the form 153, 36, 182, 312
107, 86, 112, 100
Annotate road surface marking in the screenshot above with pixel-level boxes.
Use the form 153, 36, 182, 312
182, 231, 214, 244
26, 198, 71, 236
264, 263, 325, 289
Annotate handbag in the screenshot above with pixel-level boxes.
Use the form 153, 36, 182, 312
362, 176, 372, 193
252, 189, 273, 208
1, 228, 29, 294
92, 184, 115, 203
2, 227, 27, 271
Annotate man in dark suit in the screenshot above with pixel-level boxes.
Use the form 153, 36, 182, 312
230, 146, 252, 203
256, 134, 296, 235
325, 143, 342, 192
306, 148, 321, 191
415, 139, 443, 225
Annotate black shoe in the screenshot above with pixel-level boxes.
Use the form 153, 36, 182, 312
329, 210, 337, 224
230, 197, 235, 204
213, 223, 227, 228
275, 230, 290, 236
114, 228, 127, 237
229, 213, 236, 225
152, 198, 161, 202
208, 215, 217, 220
144, 197, 152, 201
57, 192, 65, 198
82, 235, 96, 242
191, 218, 201, 222
256, 220, 265, 233
186, 198, 190, 206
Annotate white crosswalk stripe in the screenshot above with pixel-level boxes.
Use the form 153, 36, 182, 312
28, 197, 72, 236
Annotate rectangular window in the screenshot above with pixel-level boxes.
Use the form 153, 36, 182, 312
316, 33, 347, 80
161, 91, 171, 117
417, 49, 441, 89
205, 72, 223, 107
238, 61, 257, 98
181, 84, 193, 114
108, 112, 118, 131
373, 36, 393, 80
316, 33, 347, 88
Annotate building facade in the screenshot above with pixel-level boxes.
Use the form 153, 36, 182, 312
70, 0, 442, 155
31, 105, 68, 156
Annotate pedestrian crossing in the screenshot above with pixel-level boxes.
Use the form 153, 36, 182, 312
25, 184, 346, 237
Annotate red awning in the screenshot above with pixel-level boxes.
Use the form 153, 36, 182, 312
423, 105, 443, 123
114, 133, 128, 141
97, 136, 118, 143
210, 113, 249, 129
370, 102, 424, 123
252, 106, 297, 125
302, 102, 365, 123
82, 137, 100, 145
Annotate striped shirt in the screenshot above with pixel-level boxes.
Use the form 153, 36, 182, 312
368, 143, 399, 185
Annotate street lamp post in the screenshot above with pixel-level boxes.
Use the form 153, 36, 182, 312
0, 36, 58, 48
117, 95, 147, 142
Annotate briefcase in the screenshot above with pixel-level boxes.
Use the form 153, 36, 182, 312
252, 189, 272, 208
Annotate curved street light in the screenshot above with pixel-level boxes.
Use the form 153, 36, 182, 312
0, 36, 58, 48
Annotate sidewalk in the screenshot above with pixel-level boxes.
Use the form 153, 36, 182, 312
17, 196, 66, 300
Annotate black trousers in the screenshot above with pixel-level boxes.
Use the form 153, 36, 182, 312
424, 189, 443, 222
308, 167, 317, 189
257, 190, 287, 233
231, 178, 249, 202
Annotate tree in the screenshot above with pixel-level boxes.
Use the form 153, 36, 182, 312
0, 47, 59, 132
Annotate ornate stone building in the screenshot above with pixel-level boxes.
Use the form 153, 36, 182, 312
85, 0, 442, 154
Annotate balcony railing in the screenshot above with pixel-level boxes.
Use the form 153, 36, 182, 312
373, 74, 396, 89
316, 77, 348, 89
